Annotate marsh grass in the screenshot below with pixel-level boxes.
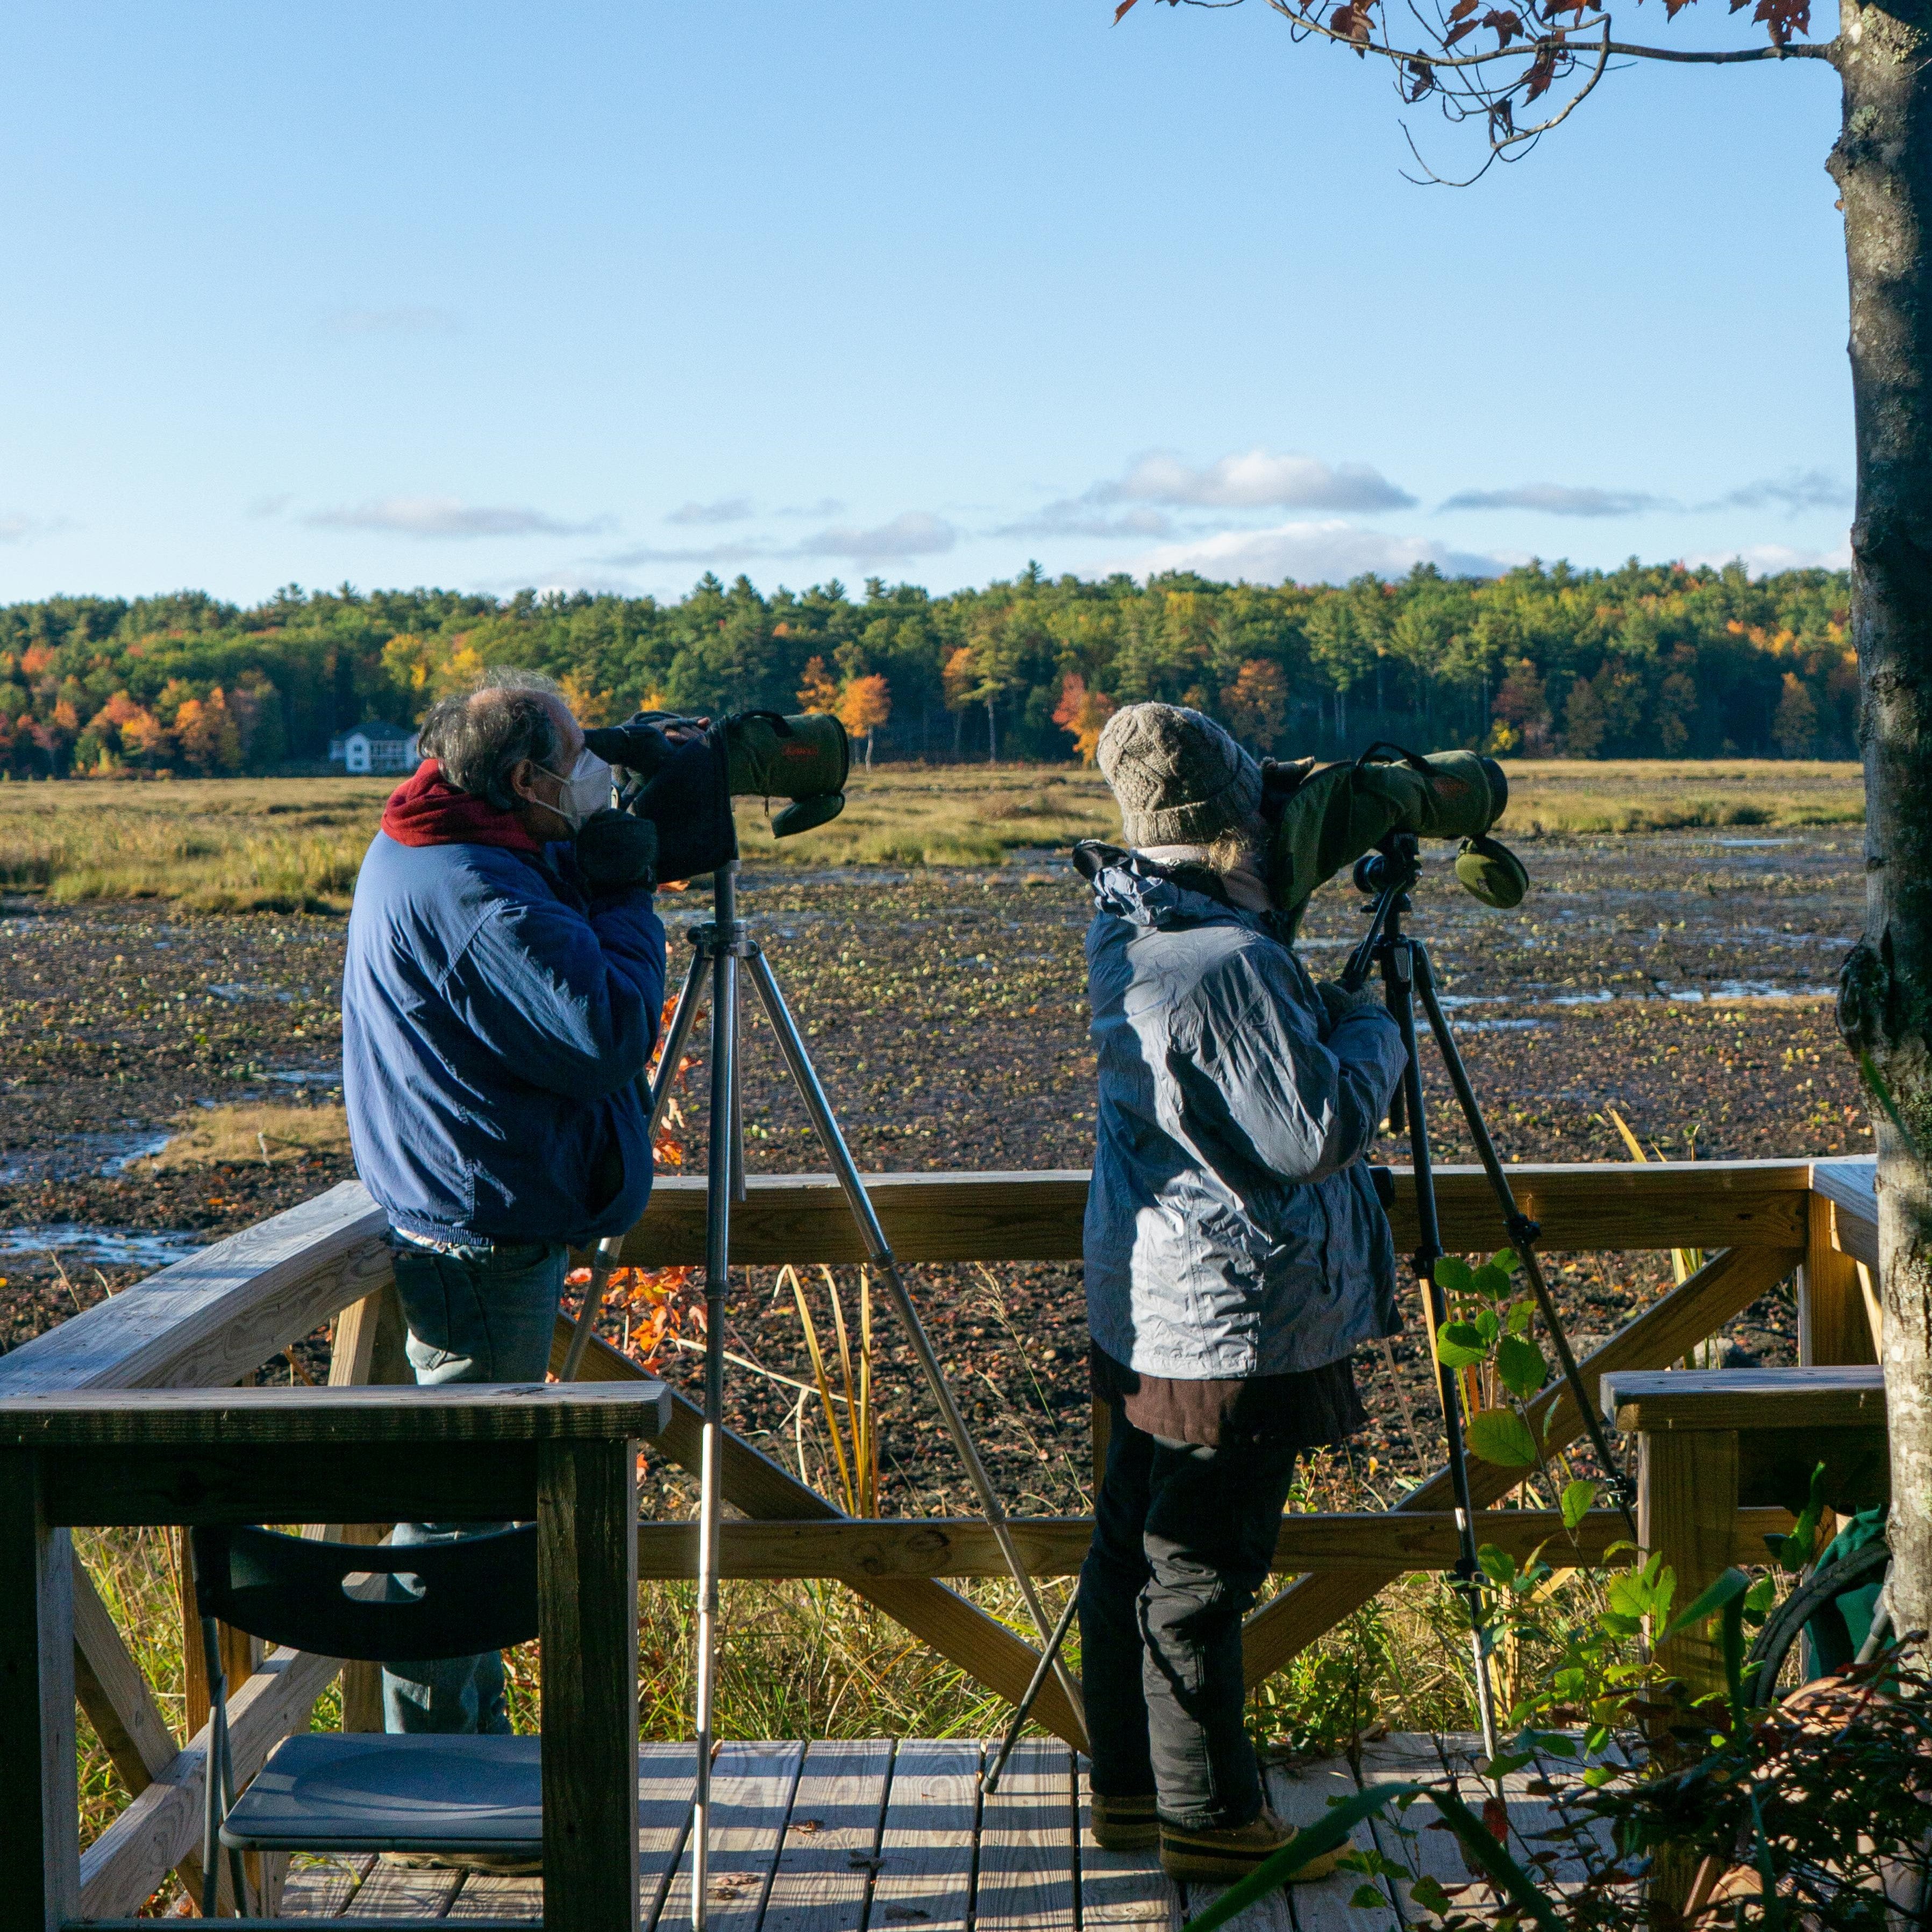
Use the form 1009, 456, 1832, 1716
0, 758, 1863, 910
140, 1103, 351, 1170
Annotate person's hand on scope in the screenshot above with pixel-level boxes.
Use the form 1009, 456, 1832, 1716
581, 714, 712, 778
1315, 976, 1382, 1036
574, 808, 659, 893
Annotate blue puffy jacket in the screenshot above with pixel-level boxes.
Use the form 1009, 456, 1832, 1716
342, 832, 667, 1247
1081, 846, 1407, 1379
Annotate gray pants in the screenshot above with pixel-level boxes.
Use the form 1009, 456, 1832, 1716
383, 1236, 568, 1735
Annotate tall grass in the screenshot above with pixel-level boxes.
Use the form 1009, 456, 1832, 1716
0, 758, 1864, 910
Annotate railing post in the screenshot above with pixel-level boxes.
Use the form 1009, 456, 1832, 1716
0, 1448, 79, 1932
1800, 1190, 1878, 1367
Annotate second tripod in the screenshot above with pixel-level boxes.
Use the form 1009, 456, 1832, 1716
1343, 833, 1638, 1756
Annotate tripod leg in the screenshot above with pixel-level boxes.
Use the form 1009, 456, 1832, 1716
1382, 937, 1501, 1764
648, 942, 710, 1142
692, 930, 739, 1932
1408, 943, 1639, 1538
743, 946, 1088, 1742
560, 1232, 626, 1381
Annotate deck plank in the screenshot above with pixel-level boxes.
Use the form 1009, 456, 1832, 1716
869, 1739, 982, 1932
281, 1853, 375, 1917
976, 1740, 1076, 1932
655, 1740, 804, 1932
337, 1858, 464, 1919
758, 1738, 895, 1932
1266, 1757, 1375, 1932
1073, 1761, 1175, 1932
443, 1873, 544, 1921
639, 1741, 704, 1931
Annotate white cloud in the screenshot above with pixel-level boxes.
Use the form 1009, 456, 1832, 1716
1440, 483, 1667, 517
305, 496, 609, 539
599, 538, 773, 568
1702, 469, 1850, 515
1099, 448, 1416, 513
667, 496, 754, 525
0, 513, 69, 544
325, 305, 460, 336
1117, 519, 1516, 586
801, 510, 957, 561
995, 504, 1174, 540
776, 496, 846, 518
1678, 540, 1852, 576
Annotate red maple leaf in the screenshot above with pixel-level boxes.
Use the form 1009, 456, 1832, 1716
1482, 6, 1523, 42
1523, 41, 1560, 96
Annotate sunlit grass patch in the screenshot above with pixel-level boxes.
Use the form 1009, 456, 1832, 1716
141, 1103, 350, 1170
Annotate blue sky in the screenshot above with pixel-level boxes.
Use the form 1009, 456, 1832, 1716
0, 1, 1850, 605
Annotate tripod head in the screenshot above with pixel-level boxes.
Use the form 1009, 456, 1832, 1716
1340, 833, 1421, 993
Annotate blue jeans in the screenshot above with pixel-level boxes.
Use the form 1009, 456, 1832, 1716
382, 1236, 568, 1735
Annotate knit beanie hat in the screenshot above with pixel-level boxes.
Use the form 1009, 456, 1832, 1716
1096, 702, 1264, 849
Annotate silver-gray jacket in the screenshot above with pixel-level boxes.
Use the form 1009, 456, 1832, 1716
1081, 846, 1407, 1380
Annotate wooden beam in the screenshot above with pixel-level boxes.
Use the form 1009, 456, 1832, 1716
1801, 1191, 1878, 1367
1603, 1364, 1885, 1434
1641, 1428, 1739, 1708
1238, 1241, 1803, 1689
76, 1645, 341, 1922
70, 1554, 220, 1912
0, 1181, 391, 1398
1811, 1157, 1878, 1266
45, 1442, 544, 1530
0, 1381, 670, 1449
0, 1450, 79, 1932
596, 1161, 1814, 1271
538, 1438, 640, 1932
630, 1507, 1795, 1579
551, 1316, 1088, 1752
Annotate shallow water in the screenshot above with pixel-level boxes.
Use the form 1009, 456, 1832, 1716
0, 1224, 207, 1268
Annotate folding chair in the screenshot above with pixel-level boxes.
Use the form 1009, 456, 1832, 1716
189, 1522, 542, 1917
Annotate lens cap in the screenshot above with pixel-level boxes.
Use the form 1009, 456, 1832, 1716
1454, 833, 1529, 909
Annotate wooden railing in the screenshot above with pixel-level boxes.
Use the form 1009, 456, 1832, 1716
0, 1155, 1881, 1919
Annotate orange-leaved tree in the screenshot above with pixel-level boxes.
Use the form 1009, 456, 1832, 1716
1053, 672, 1117, 765
1121, 0, 1932, 1637
1221, 658, 1289, 751
838, 673, 892, 767
796, 655, 842, 714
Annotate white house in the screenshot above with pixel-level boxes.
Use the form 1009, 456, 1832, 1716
328, 721, 420, 774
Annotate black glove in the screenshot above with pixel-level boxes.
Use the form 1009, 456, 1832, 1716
581, 721, 676, 780
1316, 978, 1381, 1033
574, 809, 659, 893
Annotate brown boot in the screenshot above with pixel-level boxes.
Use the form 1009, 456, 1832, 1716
1159, 1806, 1348, 1884
1089, 1792, 1159, 1852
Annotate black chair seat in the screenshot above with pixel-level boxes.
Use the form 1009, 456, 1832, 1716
220, 1734, 543, 1854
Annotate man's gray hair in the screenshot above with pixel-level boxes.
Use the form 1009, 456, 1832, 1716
419, 668, 564, 811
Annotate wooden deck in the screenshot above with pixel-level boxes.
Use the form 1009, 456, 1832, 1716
277, 1735, 1538, 1932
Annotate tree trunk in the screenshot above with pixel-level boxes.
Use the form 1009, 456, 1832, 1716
1832, 0, 1932, 1638
986, 695, 999, 764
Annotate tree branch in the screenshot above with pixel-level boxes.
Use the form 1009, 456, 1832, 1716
1603, 36, 1836, 58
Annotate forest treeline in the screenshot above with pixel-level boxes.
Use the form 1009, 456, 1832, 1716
0, 558, 1857, 778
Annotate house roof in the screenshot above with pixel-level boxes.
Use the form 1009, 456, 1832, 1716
347, 720, 417, 742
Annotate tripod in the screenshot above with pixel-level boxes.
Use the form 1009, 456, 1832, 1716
616, 860, 1083, 1932
1342, 833, 1638, 1758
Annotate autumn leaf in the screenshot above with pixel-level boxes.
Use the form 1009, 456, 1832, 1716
1523, 42, 1559, 98
1114, 0, 1142, 17
1407, 55, 1437, 96
1445, 18, 1480, 42
1753, 0, 1810, 42
1481, 7, 1522, 43
1329, 0, 1377, 47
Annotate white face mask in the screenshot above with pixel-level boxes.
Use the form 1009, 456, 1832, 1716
536, 748, 613, 832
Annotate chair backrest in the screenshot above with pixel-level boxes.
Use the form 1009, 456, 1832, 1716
190, 1524, 539, 1664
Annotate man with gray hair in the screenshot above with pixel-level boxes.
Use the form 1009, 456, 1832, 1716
1072, 703, 1406, 1885
342, 669, 669, 1751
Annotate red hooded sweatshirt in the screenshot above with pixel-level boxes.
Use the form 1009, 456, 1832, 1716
380, 759, 543, 853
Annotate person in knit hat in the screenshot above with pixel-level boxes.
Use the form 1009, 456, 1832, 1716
1071, 703, 1406, 1885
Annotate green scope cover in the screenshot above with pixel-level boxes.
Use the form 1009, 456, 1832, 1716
722, 711, 850, 836
1265, 746, 1514, 925
1453, 834, 1529, 909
